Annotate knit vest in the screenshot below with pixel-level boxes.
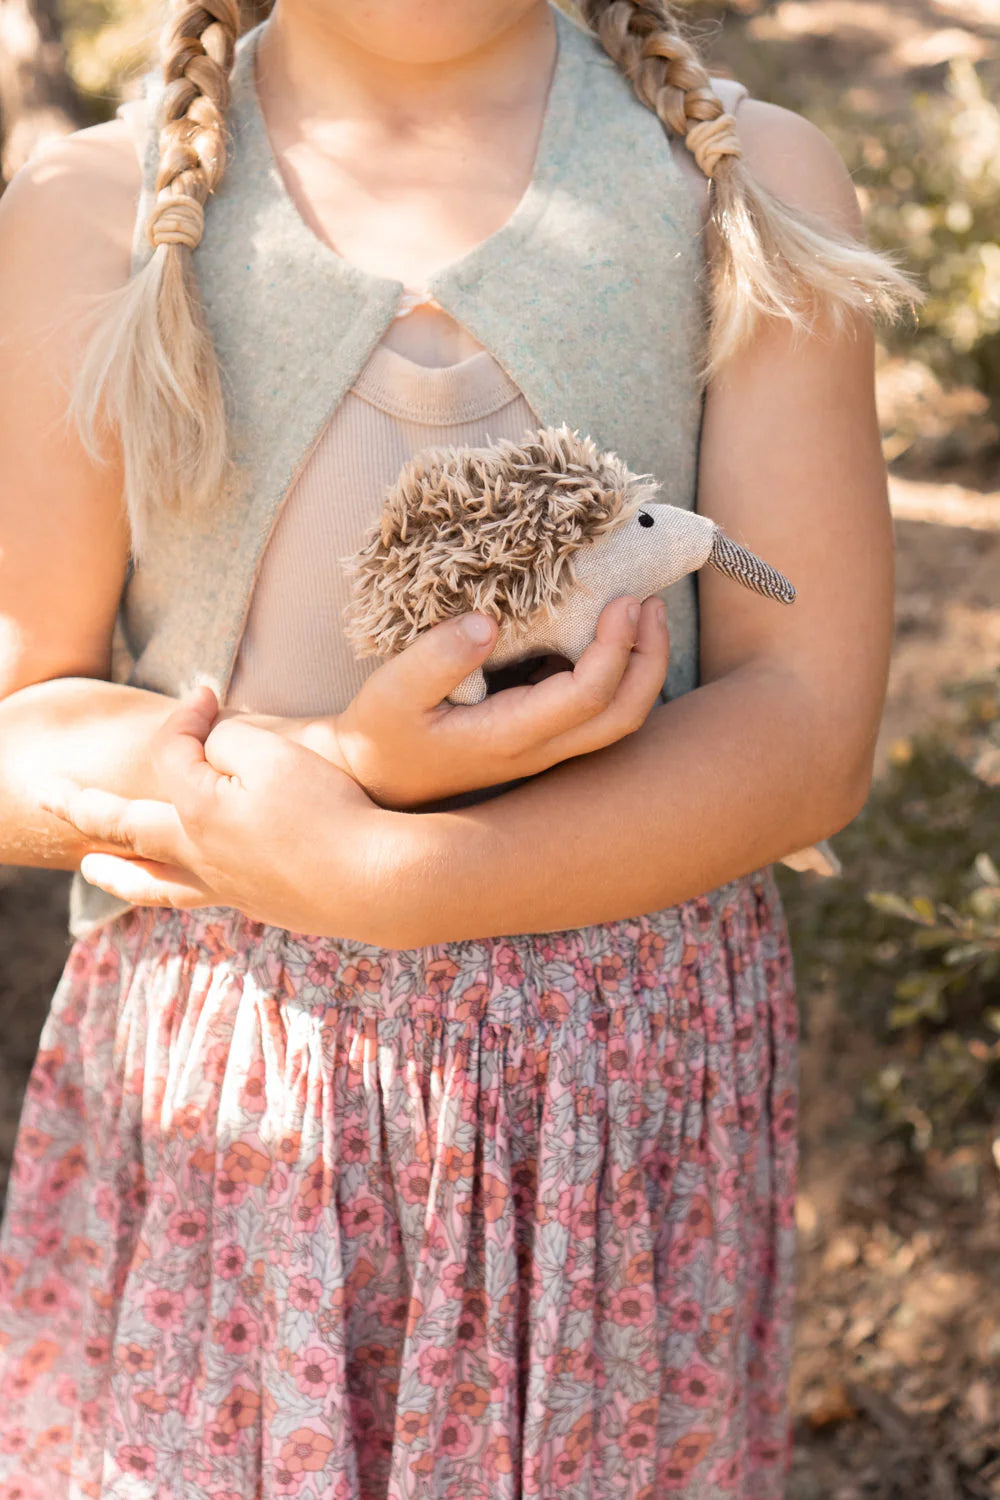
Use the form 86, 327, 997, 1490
70, 2, 738, 936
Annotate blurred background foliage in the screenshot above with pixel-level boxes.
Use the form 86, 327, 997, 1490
683, 0, 1000, 478
776, 672, 1000, 1167
61, 0, 158, 109
839, 59, 1000, 451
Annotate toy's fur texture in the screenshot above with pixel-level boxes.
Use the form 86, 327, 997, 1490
342, 426, 660, 662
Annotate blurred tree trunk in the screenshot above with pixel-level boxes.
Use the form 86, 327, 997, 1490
0, 0, 82, 191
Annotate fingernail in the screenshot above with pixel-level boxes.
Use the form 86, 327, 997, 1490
656, 600, 668, 626
627, 602, 641, 627
460, 614, 494, 645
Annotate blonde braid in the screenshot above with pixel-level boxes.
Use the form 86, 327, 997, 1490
69, 0, 245, 558
577, 0, 920, 376
150, 0, 237, 246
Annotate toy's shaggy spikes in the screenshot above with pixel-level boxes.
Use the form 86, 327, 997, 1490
342, 423, 661, 658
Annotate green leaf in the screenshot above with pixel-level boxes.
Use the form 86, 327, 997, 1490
913, 927, 959, 950
944, 942, 995, 967
894, 972, 946, 1002
868, 892, 927, 924
968, 886, 1000, 924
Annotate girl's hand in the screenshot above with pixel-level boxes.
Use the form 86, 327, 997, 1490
39, 688, 396, 940
293, 593, 669, 809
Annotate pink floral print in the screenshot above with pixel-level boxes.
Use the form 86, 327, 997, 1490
0, 869, 797, 1498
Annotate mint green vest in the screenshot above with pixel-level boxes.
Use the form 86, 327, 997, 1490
70, 2, 718, 935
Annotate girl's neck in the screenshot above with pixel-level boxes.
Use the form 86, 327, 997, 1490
255, 1, 557, 140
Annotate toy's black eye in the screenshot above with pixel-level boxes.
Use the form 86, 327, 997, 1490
638, 510, 654, 527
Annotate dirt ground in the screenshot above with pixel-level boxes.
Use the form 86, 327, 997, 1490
2, 0, 1000, 1493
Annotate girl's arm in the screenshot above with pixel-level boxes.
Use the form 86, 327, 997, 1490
0, 128, 333, 871
0, 125, 174, 870
371, 104, 896, 944
0, 682, 183, 869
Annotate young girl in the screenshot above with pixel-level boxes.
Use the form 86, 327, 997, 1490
0, 0, 914, 1493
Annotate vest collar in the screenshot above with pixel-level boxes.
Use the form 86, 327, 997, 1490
233, 2, 590, 313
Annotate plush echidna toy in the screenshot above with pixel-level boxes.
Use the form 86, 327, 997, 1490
341, 423, 840, 879
342, 423, 795, 708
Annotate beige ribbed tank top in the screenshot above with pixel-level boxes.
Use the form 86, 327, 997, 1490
226, 335, 540, 717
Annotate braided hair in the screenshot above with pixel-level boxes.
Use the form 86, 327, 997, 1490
70, 0, 918, 556
70, 0, 247, 555
580, 0, 918, 373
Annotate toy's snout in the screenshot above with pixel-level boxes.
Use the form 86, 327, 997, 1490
706, 527, 796, 605
634, 504, 796, 605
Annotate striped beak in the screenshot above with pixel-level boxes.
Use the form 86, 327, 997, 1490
708, 529, 796, 605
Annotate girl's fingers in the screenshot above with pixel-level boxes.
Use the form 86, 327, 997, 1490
153, 686, 219, 760
153, 687, 230, 817
38, 784, 190, 865
485, 596, 646, 751
157, 692, 300, 828
361, 613, 498, 718
540, 597, 669, 760
38, 776, 90, 824
201, 714, 305, 782
79, 853, 214, 909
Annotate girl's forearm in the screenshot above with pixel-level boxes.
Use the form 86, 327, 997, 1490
0, 677, 325, 871
0, 679, 325, 870
380, 661, 875, 947
0, 678, 183, 868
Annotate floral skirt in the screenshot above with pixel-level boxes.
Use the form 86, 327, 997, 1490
0, 869, 798, 1500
